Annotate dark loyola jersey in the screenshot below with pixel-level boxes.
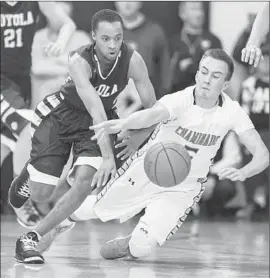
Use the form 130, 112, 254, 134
60, 42, 134, 118
239, 76, 269, 130
1, 1, 40, 75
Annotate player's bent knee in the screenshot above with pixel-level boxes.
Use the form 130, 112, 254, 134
71, 195, 98, 221
129, 222, 158, 258
71, 165, 96, 194
30, 181, 55, 203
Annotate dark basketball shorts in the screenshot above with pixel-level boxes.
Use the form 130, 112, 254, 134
1, 74, 31, 151
27, 91, 105, 186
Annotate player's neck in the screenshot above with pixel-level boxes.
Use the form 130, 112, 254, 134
194, 91, 219, 109
182, 25, 202, 35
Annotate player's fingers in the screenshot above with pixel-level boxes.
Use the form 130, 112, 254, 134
115, 140, 127, 148
248, 48, 256, 65
218, 169, 235, 179
241, 48, 247, 62
218, 168, 233, 175
102, 171, 109, 186
244, 49, 251, 63
111, 168, 117, 178
254, 51, 263, 68
223, 172, 238, 180
116, 147, 128, 159
120, 151, 133, 161
96, 171, 105, 188
90, 172, 98, 188
230, 176, 240, 182
117, 130, 130, 141
90, 122, 106, 130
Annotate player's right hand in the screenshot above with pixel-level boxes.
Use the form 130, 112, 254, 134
90, 119, 126, 142
43, 42, 65, 57
241, 45, 263, 67
91, 157, 116, 188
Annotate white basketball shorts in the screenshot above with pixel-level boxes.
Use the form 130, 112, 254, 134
93, 126, 207, 245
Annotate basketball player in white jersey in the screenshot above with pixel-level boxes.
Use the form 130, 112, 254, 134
16, 49, 269, 263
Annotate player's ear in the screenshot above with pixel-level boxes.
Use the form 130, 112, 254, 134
195, 71, 199, 83
222, 80, 230, 91
92, 31, 96, 41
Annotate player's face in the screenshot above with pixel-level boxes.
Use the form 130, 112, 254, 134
195, 57, 230, 100
114, 1, 142, 19
92, 21, 123, 62
181, 2, 204, 29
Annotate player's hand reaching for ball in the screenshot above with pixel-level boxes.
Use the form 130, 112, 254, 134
218, 168, 246, 182
90, 119, 126, 142
91, 157, 116, 188
43, 42, 65, 57
241, 45, 263, 67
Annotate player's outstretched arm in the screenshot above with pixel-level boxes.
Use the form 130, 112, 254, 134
241, 2, 269, 67
91, 102, 170, 142
218, 128, 269, 181
39, 1, 76, 56
69, 53, 116, 187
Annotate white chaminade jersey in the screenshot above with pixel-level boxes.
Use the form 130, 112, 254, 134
154, 86, 254, 180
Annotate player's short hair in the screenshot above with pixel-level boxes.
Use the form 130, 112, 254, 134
92, 9, 123, 32
200, 49, 234, 81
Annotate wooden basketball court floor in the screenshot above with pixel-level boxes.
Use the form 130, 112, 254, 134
1, 215, 268, 278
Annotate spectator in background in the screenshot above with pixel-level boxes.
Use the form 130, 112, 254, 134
168, 1, 222, 92
236, 43, 269, 219
229, 12, 269, 100
241, 2, 269, 68
31, 1, 91, 108
113, 1, 170, 117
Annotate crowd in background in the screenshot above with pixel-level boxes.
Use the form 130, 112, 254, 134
1, 1, 269, 221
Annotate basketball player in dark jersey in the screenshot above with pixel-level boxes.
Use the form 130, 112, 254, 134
1, 1, 76, 227
11, 9, 156, 263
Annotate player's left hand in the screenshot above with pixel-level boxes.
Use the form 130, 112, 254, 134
241, 45, 263, 68
91, 157, 116, 188
115, 130, 138, 161
43, 42, 65, 57
218, 168, 246, 182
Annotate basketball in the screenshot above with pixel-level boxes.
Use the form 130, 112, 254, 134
144, 141, 191, 187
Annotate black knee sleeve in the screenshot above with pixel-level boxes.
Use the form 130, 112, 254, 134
8, 165, 30, 208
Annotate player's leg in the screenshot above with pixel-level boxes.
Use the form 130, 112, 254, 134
14, 135, 151, 263
100, 180, 207, 259
9, 94, 70, 225
14, 163, 98, 264
14, 128, 103, 263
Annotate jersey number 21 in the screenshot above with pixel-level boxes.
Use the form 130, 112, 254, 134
4, 28, 23, 48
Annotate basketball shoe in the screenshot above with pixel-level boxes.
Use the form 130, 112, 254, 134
15, 232, 44, 264
100, 235, 136, 260
37, 219, 75, 254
